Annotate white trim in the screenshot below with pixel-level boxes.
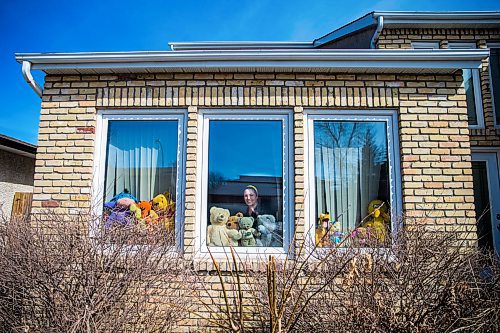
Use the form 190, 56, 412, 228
303, 109, 402, 250
449, 42, 485, 129
92, 109, 188, 251
194, 109, 294, 259
15, 49, 488, 76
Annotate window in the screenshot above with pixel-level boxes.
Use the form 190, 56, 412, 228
304, 111, 401, 248
488, 43, 500, 127
448, 42, 484, 128
94, 111, 187, 247
197, 110, 293, 255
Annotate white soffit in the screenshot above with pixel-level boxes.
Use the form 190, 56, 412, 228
15, 49, 488, 75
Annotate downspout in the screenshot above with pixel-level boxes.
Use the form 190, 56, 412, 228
370, 15, 384, 49
21, 61, 43, 98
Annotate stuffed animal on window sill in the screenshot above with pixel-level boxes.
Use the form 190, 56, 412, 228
239, 217, 260, 247
315, 213, 331, 247
329, 220, 343, 245
103, 193, 139, 228
137, 201, 159, 227
256, 214, 278, 247
362, 199, 390, 243
152, 193, 176, 231
207, 206, 241, 246
227, 212, 243, 231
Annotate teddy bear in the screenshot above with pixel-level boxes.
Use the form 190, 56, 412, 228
238, 217, 260, 247
315, 213, 331, 247
256, 214, 279, 247
152, 193, 176, 231
226, 212, 243, 231
362, 199, 390, 243
207, 206, 241, 246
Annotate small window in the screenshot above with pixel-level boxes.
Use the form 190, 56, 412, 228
488, 43, 500, 127
305, 111, 401, 248
95, 112, 186, 247
198, 111, 293, 255
448, 42, 484, 128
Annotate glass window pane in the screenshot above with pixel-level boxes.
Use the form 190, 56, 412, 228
103, 120, 178, 233
490, 48, 500, 125
313, 121, 390, 247
207, 120, 284, 247
472, 161, 494, 251
463, 69, 478, 125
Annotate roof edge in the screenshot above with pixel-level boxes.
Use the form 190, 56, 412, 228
15, 49, 489, 74
0, 134, 37, 157
169, 41, 313, 51
314, 10, 500, 48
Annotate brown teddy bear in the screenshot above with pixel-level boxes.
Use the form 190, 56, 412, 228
226, 212, 243, 231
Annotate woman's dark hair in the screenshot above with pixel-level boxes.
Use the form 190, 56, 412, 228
245, 185, 258, 197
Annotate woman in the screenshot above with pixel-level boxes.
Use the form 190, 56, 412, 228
243, 185, 260, 220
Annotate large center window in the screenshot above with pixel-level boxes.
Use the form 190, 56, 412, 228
199, 111, 292, 254
305, 111, 400, 248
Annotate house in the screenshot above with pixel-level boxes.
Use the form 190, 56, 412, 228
14, 11, 500, 257
0, 134, 36, 219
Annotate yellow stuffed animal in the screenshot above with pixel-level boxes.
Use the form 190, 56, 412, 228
315, 213, 331, 247
363, 200, 390, 243
152, 193, 176, 231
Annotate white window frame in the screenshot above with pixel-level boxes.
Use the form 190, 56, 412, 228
488, 42, 500, 129
411, 41, 440, 49
448, 42, 485, 129
303, 109, 402, 249
195, 109, 294, 258
92, 109, 188, 251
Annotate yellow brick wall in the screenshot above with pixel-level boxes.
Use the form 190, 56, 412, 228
34, 72, 476, 251
377, 28, 500, 146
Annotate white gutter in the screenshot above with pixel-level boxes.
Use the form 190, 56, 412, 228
370, 16, 384, 49
21, 61, 42, 98
15, 49, 489, 75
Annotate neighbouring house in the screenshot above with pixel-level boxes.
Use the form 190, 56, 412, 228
0, 134, 36, 219
14, 11, 500, 259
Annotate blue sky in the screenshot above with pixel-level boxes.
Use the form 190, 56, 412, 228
2, 0, 499, 144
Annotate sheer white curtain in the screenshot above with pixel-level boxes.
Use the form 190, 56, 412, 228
104, 121, 173, 202
315, 146, 381, 231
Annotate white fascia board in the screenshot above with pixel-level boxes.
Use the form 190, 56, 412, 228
169, 41, 313, 51
373, 11, 500, 25
15, 49, 489, 72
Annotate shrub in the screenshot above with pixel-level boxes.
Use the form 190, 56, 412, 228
0, 213, 192, 333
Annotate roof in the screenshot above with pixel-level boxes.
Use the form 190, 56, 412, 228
0, 134, 37, 158
15, 49, 488, 75
314, 11, 500, 48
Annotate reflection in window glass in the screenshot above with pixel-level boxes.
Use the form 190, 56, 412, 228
207, 120, 284, 247
103, 120, 178, 234
313, 121, 390, 247
490, 48, 500, 126
463, 69, 478, 125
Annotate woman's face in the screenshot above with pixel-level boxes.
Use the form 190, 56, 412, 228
243, 189, 257, 207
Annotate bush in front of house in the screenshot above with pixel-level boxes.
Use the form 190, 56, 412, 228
0, 213, 193, 333
200, 225, 499, 333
